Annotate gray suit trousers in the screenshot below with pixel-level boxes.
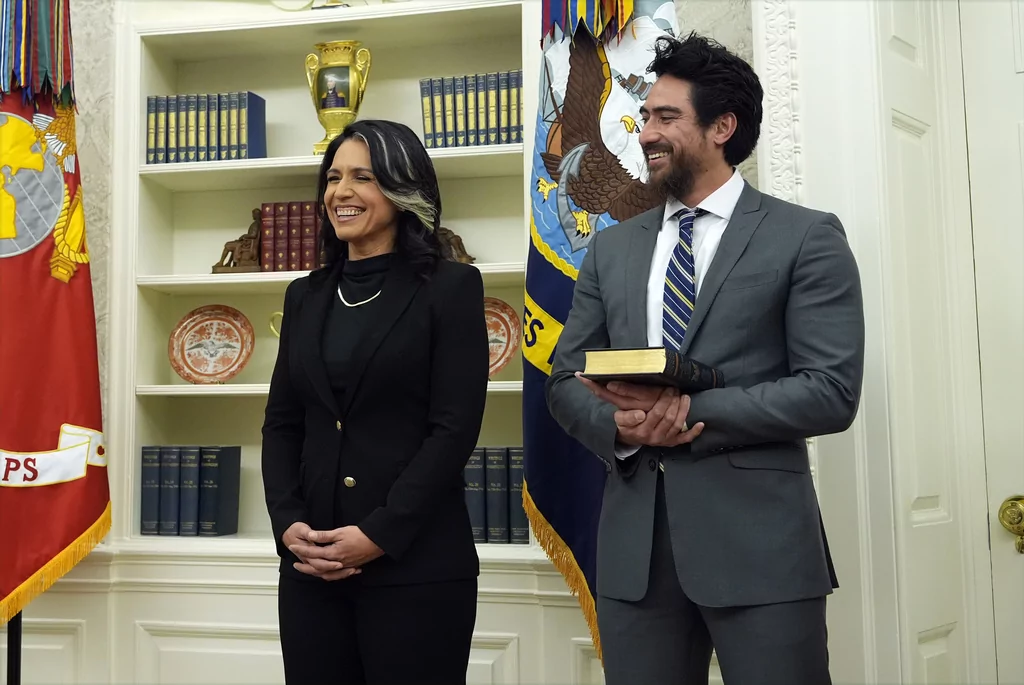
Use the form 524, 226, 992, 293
597, 472, 832, 685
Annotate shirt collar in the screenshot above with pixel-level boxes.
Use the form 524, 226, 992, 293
663, 167, 746, 225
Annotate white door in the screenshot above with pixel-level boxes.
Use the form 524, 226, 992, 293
875, 0, 995, 681
961, 0, 1024, 680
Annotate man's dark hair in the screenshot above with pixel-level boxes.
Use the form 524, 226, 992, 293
648, 32, 763, 166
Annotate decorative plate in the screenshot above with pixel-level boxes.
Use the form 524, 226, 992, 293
484, 297, 521, 377
168, 305, 255, 384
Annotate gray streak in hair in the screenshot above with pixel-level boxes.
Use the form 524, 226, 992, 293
354, 131, 437, 233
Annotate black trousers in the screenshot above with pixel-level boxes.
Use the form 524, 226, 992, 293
598, 473, 832, 685
278, 573, 477, 685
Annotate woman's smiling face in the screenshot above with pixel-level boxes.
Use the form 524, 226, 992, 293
323, 137, 399, 259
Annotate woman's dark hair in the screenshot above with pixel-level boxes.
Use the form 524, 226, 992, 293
315, 119, 451, 277
648, 32, 763, 166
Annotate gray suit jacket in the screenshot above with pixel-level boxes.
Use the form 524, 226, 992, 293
545, 182, 864, 607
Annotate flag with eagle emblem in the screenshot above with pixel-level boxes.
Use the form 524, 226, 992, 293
0, 0, 110, 623
522, 0, 679, 658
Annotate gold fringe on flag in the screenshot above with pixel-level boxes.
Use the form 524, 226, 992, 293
523, 481, 603, 663
0, 501, 110, 623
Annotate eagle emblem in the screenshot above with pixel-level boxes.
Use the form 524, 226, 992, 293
33, 105, 78, 174
536, 27, 663, 254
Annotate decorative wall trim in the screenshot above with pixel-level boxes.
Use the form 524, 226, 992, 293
569, 637, 602, 685
133, 621, 283, 684
752, 0, 820, 486
0, 618, 86, 683
469, 632, 520, 684
753, 0, 802, 205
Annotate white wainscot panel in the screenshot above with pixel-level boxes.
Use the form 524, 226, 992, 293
133, 621, 283, 685
468, 633, 519, 685
0, 618, 84, 685
569, 637, 603, 685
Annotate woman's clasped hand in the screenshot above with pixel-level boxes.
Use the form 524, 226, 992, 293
281, 520, 384, 580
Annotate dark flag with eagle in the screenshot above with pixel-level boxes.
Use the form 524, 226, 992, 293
522, 0, 679, 659
0, 0, 111, 622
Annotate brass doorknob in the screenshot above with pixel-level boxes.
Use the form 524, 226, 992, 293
997, 496, 1024, 554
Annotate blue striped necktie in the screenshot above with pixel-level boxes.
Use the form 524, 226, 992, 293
663, 208, 704, 350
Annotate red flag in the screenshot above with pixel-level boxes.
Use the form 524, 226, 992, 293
0, 87, 111, 622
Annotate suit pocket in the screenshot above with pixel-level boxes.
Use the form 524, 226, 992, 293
727, 449, 808, 473
720, 269, 778, 291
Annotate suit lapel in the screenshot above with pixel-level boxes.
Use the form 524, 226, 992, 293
680, 184, 766, 355
625, 206, 664, 348
298, 261, 344, 418
337, 258, 421, 417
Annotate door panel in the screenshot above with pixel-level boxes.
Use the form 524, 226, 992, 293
961, 0, 1024, 680
878, 0, 982, 680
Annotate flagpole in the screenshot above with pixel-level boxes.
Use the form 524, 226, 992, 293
7, 611, 22, 685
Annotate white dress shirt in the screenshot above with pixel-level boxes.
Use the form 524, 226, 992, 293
615, 167, 745, 459
645, 167, 745, 346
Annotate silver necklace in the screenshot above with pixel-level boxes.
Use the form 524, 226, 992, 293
337, 284, 382, 307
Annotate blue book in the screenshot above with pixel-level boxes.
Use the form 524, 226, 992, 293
464, 448, 486, 543
198, 445, 241, 536
419, 78, 434, 148
510, 70, 522, 144
454, 76, 466, 147
498, 71, 510, 144
155, 96, 167, 163
146, 96, 156, 164
218, 93, 230, 160
430, 78, 445, 148
166, 96, 178, 163
178, 446, 201, 535
465, 75, 478, 146
197, 94, 208, 161
485, 447, 509, 543
228, 91, 240, 159
207, 94, 219, 161
475, 74, 488, 145
238, 91, 267, 159
177, 94, 188, 162
158, 446, 181, 535
186, 94, 198, 162
486, 72, 499, 145
442, 77, 456, 148
140, 445, 161, 534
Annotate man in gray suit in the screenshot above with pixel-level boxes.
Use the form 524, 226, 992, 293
545, 32, 864, 684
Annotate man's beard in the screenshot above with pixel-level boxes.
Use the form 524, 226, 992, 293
648, 147, 697, 201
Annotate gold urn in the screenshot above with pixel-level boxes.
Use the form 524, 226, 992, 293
304, 40, 371, 155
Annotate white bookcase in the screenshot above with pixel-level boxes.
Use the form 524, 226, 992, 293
108, 0, 546, 561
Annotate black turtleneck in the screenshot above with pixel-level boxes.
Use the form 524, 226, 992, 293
321, 253, 393, 406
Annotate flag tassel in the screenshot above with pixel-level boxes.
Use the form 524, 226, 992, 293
523, 482, 603, 662
0, 502, 110, 623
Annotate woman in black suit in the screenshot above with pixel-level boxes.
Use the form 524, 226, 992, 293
261, 119, 490, 685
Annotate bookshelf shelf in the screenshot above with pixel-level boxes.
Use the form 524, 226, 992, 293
136, 381, 524, 397
137, 1, 523, 62
135, 261, 525, 295
111, 534, 548, 567
138, 145, 524, 192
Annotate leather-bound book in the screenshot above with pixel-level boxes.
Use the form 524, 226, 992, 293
581, 347, 724, 391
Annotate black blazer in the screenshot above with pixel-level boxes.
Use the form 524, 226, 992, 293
261, 255, 490, 586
